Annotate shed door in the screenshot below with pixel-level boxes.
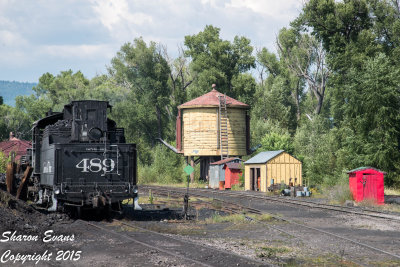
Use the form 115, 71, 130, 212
363, 174, 378, 202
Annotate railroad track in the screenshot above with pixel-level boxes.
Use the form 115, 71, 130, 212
141, 185, 400, 264
81, 219, 266, 267
142, 185, 400, 222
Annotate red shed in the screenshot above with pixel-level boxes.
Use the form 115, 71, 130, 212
223, 162, 243, 189
347, 167, 385, 205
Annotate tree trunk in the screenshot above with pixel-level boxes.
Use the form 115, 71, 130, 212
293, 79, 301, 121
155, 106, 162, 139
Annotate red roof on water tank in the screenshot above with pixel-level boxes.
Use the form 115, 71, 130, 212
178, 88, 249, 109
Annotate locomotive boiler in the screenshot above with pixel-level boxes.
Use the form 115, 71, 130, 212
26, 100, 139, 213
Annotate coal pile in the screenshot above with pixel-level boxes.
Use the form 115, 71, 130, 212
0, 189, 70, 234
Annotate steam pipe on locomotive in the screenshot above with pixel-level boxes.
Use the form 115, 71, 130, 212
11, 100, 141, 213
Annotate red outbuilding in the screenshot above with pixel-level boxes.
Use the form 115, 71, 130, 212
223, 162, 243, 189
347, 167, 385, 205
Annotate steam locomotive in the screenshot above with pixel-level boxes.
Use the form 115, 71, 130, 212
23, 100, 139, 213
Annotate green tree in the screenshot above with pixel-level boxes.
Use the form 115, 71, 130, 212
184, 25, 256, 104
296, 0, 400, 185
109, 38, 172, 162
261, 131, 294, 154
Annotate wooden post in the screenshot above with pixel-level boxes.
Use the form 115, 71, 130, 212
190, 156, 194, 183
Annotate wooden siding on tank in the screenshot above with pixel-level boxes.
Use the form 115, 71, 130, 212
182, 107, 247, 156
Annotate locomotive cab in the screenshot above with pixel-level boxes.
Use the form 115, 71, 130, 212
29, 100, 139, 212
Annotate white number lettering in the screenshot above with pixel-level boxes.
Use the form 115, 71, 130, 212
76, 158, 115, 173
89, 158, 102, 172
102, 159, 115, 172
76, 159, 89, 172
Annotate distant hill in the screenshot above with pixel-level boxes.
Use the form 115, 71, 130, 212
0, 80, 37, 106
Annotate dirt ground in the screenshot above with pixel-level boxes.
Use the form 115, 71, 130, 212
1, 188, 400, 267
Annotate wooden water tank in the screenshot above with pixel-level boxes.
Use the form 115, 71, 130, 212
176, 86, 250, 157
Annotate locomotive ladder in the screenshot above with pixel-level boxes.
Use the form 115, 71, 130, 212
218, 94, 229, 160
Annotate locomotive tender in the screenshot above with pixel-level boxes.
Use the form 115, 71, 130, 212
28, 100, 139, 212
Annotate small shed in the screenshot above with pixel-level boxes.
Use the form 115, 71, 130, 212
244, 150, 302, 192
209, 158, 242, 189
348, 167, 385, 205
223, 162, 243, 189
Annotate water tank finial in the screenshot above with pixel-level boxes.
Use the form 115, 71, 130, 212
212, 84, 216, 90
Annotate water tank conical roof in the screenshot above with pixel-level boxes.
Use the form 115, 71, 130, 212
178, 88, 249, 109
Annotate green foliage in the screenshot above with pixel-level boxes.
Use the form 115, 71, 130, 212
0, 151, 7, 173
261, 132, 293, 154
4, 17, 400, 190
138, 145, 185, 184
109, 38, 172, 158
184, 25, 256, 100
0, 104, 32, 140
294, 116, 337, 185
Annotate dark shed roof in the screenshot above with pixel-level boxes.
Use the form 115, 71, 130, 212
244, 150, 284, 164
347, 167, 386, 174
210, 157, 241, 165
224, 163, 242, 170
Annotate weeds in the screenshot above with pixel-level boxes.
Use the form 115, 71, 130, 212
385, 187, 400, 195
205, 213, 247, 223
148, 190, 154, 204
256, 246, 291, 259
322, 183, 354, 205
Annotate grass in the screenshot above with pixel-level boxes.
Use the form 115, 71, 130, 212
231, 184, 244, 191
141, 182, 208, 188
204, 213, 275, 224
205, 213, 248, 224
385, 187, 400, 195
256, 245, 291, 259
321, 183, 354, 205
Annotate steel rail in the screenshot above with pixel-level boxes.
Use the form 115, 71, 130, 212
142, 185, 400, 221
116, 220, 267, 266
141, 186, 365, 266
81, 220, 213, 267
207, 189, 400, 221
141, 185, 400, 261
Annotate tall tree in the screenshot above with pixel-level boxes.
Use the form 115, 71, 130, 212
109, 38, 171, 151
184, 25, 256, 104
296, 0, 400, 185
277, 28, 330, 116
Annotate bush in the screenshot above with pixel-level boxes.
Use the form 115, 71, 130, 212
138, 144, 186, 184
322, 181, 354, 205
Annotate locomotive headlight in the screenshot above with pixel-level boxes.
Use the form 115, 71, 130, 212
88, 127, 103, 141
133, 185, 138, 194
54, 188, 60, 195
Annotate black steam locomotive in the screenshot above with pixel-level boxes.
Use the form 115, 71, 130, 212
25, 100, 139, 213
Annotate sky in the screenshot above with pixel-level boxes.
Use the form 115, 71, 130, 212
0, 0, 303, 83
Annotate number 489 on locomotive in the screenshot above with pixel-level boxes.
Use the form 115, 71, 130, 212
25, 100, 138, 212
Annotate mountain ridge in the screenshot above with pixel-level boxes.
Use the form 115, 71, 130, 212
0, 80, 37, 106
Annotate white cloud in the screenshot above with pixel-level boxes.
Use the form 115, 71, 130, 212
0, 0, 304, 82
0, 30, 28, 47
226, 0, 302, 20
41, 44, 115, 59
90, 0, 153, 40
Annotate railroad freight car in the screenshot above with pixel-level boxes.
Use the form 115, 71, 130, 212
19, 100, 139, 214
